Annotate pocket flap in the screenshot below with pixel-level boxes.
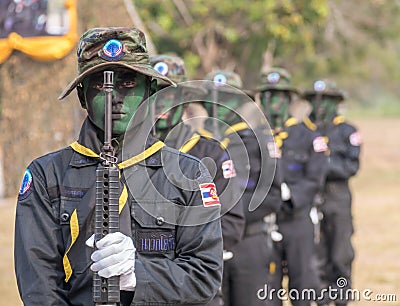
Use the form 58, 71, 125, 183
132, 200, 179, 229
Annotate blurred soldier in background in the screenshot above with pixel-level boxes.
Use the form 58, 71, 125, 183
204, 70, 282, 306
150, 56, 246, 306
257, 68, 328, 306
303, 80, 361, 306
182, 101, 211, 136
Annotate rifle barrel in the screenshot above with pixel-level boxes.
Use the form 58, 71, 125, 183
103, 71, 114, 156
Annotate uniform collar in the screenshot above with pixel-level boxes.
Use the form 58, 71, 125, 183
333, 115, 345, 125
306, 114, 344, 128
303, 116, 317, 131
197, 128, 213, 139
70, 118, 165, 168
284, 117, 299, 128
163, 123, 194, 150
224, 121, 249, 136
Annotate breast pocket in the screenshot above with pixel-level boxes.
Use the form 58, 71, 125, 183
59, 198, 79, 225
59, 196, 93, 275
132, 201, 178, 255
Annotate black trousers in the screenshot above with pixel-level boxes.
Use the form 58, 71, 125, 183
221, 229, 281, 306
317, 181, 355, 306
275, 208, 322, 306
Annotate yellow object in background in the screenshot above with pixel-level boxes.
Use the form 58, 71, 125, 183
0, 0, 78, 63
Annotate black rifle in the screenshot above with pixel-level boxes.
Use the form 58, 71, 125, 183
93, 71, 120, 305
313, 89, 323, 129
211, 86, 222, 140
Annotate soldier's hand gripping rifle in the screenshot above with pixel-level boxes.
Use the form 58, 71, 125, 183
93, 71, 120, 305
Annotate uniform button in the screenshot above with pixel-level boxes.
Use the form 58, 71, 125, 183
155, 216, 165, 226
61, 212, 70, 222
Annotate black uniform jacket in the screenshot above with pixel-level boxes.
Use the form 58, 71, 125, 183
317, 116, 361, 182
163, 123, 245, 250
15, 119, 223, 306
221, 122, 281, 225
277, 117, 328, 212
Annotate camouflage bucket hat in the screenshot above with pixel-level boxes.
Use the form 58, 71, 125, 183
303, 79, 345, 101
150, 54, 207, 95
59, 27, 175, 100
205, 70, 244, 93
256, 67, 298, 93
150, 54, 187, 85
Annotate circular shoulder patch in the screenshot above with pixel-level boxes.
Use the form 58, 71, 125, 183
19, 169, 33, 196
349, 131, 362, 146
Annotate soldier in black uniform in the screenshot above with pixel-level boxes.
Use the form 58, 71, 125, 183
257, 68, 329, 306
204, 70, 282, 306
303, 80, 361, 306
150, 56, 246, 306
14, 27, 223, 306
150, 54, 245, 256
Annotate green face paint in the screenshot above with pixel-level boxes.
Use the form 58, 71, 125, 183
310, 96, 338, 124
216, 92, 242, 125
83, 69, 147, 135
261, 90, 290, 129
154, 88, 183, 132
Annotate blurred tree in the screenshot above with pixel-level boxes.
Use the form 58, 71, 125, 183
134, 0, 329, 85
294, 0, 400, 106
0, 0, 134, 196
134, 0, 400, 103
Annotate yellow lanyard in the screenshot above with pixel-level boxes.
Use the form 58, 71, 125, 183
70, 140, 165, 169
179, 133, 201, 153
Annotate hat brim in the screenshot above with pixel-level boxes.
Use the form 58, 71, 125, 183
204, 83, 244, 94
180, 82, 208, 95
243, 89, 255, 100
256, 84, 298, 93
58, 62, 176, 100
302, 90, 344, 102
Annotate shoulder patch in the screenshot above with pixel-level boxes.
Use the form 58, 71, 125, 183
19, 169, 33, 196
349, 131, 362, 146
313, 136, 328, 153
222, 160, 236, 178
199, 183, 220, 207
268, 141, 281, 158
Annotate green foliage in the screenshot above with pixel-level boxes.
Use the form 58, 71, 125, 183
134, 0, 328, 77
133, 0, 400, 110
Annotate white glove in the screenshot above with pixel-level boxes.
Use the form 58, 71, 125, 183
86, 232, 137, 291
271, 230, 283, 242
223, 250, 234, 261
281, 182, 291, 201
309, 207, 319, 225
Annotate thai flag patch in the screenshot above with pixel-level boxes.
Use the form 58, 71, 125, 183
268, 141, 281, 158
222, 160, 236, 178
313, 136, 328, 153
349, 132, 362, 146
199, 183, 220, 207
19, 168, 33, 197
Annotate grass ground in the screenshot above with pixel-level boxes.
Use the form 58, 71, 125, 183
1, 117, 399, 305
